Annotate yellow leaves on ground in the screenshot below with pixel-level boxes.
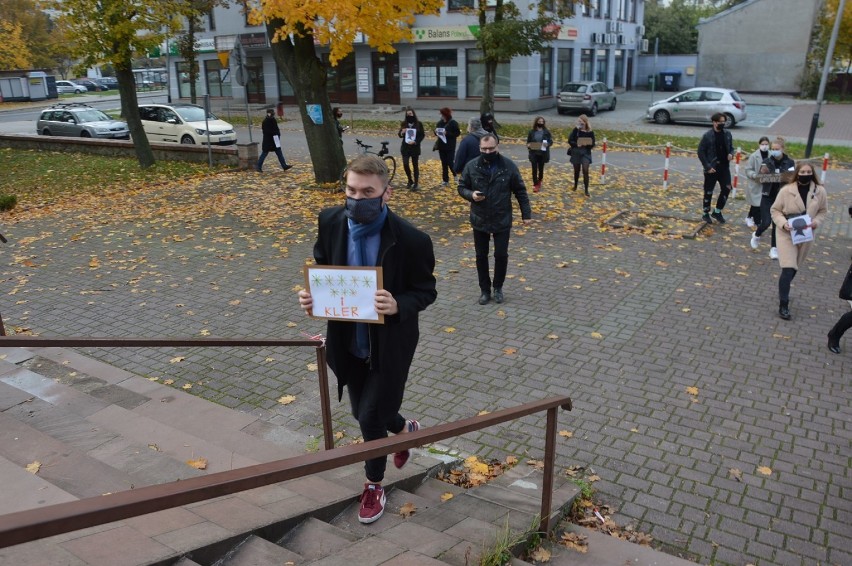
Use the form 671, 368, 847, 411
528, 546, 552, 562
169, 356, 185, 364
228, 299, 241, 306
186, 457, 208, 470
502, 346, 518, 355
438, 454, 518, 489
757, 466, 773, 476
277, 395, 296, 405
477, 410, 490, 416
729, 468, 743, 482
148, 443, 160, 451
443, 326, 456, 333
546, 333, 559, 340
559, 430, 573, 438
88, 257, 100, 269
26, 461, 41, 474
199, 329, 210, 336
307, 362, 318, 371
440, 492, 454, 502
686, 386, 699, 396
181, 383, 192, 390
464, 455, 490, 475
559, 531, 589, 553
590, 332, 603, 339
163, 379, 175, 385
399, 502, 417, 518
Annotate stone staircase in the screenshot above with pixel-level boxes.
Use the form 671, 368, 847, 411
0, 346, 695, 565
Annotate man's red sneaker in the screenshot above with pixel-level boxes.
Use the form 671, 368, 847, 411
393, 419, 420, 469
358, 483, 386, 524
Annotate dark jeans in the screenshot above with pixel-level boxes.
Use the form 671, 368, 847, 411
473, 229, 510, 293
439, 149, 454, 183
779, 267, 797, 303
828, 310, 852, 343
257, 147, 287, 171
345, 358, 407, 483
747, 205, 761, 221
530, 155, 546, 185
402, 154, 420, 184
754, 194, 777, 247
702, 166, 731, 213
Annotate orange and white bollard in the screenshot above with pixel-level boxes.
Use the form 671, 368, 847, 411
663, 142, 671, 189
731, 147, 741, 198
600, 137, 608, 184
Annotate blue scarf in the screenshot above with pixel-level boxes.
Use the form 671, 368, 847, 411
348, 206, 388, 358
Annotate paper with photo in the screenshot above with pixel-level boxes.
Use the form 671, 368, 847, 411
436, 127, 447, 144
789, 214, 813, 245
304, 266, 384, 323
405, 128, 417, 144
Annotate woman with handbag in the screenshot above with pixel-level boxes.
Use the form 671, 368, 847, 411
568, 114, 595, 197
526, 116, 553, 193
769, 162, 828, 320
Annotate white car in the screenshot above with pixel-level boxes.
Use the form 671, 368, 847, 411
138, 103, 237, 145
56, 80, 86, 94
646, 87, 747, 128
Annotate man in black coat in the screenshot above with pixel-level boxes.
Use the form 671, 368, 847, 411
256, 108, 292, 172
458, 133, 531, 305
697, 112, 733, 223
298, 154, 437, 524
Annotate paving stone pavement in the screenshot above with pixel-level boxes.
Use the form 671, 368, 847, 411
0, 150, 850, 566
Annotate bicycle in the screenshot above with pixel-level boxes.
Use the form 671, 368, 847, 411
339, 138, 397, 190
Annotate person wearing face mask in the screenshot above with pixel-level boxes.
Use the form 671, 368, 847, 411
454, 117, 489, 176
743, 136, 771, 228
769, 161, 828, 320
568, 114, 595, 196
751, 137, 795, 259
298, 154, 437, 525
526, 116, 553, 193
435, 107, 460, 187
480, 111, 498, 139
398, 107, 425, 190
458, 134, 532, 305
697, 113, 734, 224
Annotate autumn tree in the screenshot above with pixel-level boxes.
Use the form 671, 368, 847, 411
54, 0, 181, 168
251, 0, 443, 184
177, 0, 228, 104
475, 1, 583, 118
805, 0, 852, 98
643, 0, 715, 55
0, 20, 32, 69
0, 0, 55, 69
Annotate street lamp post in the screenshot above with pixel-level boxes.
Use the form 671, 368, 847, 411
805, 0, 847, 158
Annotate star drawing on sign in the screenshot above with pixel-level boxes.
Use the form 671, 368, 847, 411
362, 275, 374, 286
312, 274, 323, 287
337, 275, 347, 286
350, 275, 360, 286
330, 288, 340, 297
325, 275, 334, 285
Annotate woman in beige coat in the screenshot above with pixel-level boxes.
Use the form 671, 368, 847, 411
770, 162, 828, 320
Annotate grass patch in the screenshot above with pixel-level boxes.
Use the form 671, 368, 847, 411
0, 147, 229, 209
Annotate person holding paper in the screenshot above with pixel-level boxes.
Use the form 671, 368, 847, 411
458, 133, 532, 305
751, 137, 794, 259
435, 107, 460, 187
526, 116, 553, 193
769, 162, 828, 321
743, 136, 771, 228
297, 154, 437, 524
256, 108, 293, 173
697, 113, 734, 223
398, 107, 425, 190
568, 114, 595, 197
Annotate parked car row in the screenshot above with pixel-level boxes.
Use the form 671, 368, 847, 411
37, 102, 237, 145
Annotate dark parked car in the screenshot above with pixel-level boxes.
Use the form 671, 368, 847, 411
96, 77, 118, 89
74, 79, 108, 92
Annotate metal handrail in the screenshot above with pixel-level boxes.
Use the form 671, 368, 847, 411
0, 336, 572, 550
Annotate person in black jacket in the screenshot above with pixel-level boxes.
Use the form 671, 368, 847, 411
398, 107, 425, 190
568, 114, 595, 196
828, 205, 852, 353
750, 137, 795, 260
454, 117, 488, 176
256, 108, 292, 172
435, 107, 460, 186
298, 154, 437, 524
527, 116, 553, 193
697, 112, 733, 223
458, 133, 532, 305
480, 111, 497, 139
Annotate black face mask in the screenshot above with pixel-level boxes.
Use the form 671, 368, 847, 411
714, 122, 724, 131
480, 152, 497, 164
344, 190, 387, 224
406, 116, 415, 124
536, 123, 544, 128
797, 174, 813, 185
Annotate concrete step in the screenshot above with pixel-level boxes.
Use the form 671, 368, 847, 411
218, 534, 302, 565
277, 517, 360, 562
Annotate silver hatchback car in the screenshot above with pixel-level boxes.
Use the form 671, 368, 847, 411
37, 103, 130, 139
646, 87, 747, 127
557, 81, 617, 116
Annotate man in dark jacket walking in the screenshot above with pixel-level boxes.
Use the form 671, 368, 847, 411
453, 117, 488, 176
256, 108, 292, 172
298, 154, 437, 525
697, 112, 733, 223
458, 133, 532, 305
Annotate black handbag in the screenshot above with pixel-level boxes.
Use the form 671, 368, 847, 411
840, 263, 852, 300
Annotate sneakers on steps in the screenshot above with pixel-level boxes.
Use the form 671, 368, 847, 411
358, 483, 386, 524
393, 419, 420, 469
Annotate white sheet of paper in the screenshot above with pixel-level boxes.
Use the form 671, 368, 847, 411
273, 135, 281, 148
789, 214, 814, 245
436, 127, 447, 144
305, 266, 384, 323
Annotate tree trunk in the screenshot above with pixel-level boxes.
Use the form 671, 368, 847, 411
480, 61, 497, 117
116, 64, 155, 169
266, 20, 346, 184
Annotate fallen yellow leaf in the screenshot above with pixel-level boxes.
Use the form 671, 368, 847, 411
169, 356, 185, 364
686, 386, 699, 396
26, 461, 41, 474
757, 466, 772, 476
187, 458, 208, 470
440, 492, 454, 502
182, 383, 192, 390
444, 326, 456, 333
591, 332, 603, 339
278, 395, 296, 405
559, 430, 573, 438
503, 346, 518, 355
163, 379, 175, 385
399, 502, 417, 518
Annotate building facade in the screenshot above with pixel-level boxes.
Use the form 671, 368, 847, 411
166, 0, 647, 111
695, 0, 821, 94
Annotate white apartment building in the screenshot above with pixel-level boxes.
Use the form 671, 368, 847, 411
166, 0, 647, 112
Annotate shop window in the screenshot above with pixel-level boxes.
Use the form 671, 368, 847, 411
417, 49, 458, 97
539, 48, 553, 97
580, 49, 593, 81
557, 48, 573, 88
176, 61, 203, 99
448, 0, 474, 9
596, 49, 608, 84
613, 49, 624, 88
466, 49, 509, 98
204, 59, 231, 97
